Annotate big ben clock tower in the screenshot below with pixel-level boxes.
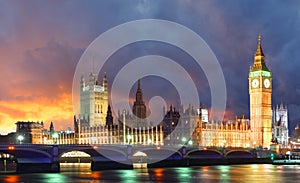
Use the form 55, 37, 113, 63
249, 35, 272, 148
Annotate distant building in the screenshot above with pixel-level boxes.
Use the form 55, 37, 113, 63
119, 79, 148, 128
195, 115, 251, 147
80, 72, 108, 127
15, 121, 44, 144
22, 36, 288, 149
0, 133, 16, 144
43, 122, 76, 144
162, 104, 208, 146
73, 78, 163, 145
162, 105, 180, 142
289, 123, 300, 149
272, 103, 289, 148
291, 123, 300, 140
193, 36, 271, 148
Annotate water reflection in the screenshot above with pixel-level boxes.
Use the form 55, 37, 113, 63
3, 175, 20, 183
0, 164, 300, 182
60, 162, 91, 172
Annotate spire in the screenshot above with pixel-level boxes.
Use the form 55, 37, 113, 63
251, 34, 269, 71
80, 75, 85, 89
136, 79, 143, 102
50, 122, 54, 133
106, 105, 113, 126
89, 72, 96, 85
280, 101, 284, 109
138, 79, 141, 90
103, 72, 107, 91
255, 35, 264, 57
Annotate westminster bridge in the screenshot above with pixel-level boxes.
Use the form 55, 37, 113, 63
0, 144, 271, 173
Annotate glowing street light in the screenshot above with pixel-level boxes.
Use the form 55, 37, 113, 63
17, 135, 24, 144
181, 137, 187, 146
222, 140, 226, 148
127, 134, 132, 144
52, 132, 59, 144
188, 140, 193, 146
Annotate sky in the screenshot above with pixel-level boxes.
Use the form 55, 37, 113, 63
0, 0, 300, 134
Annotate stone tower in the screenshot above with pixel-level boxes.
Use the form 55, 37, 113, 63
249, 35, 273, 148
80, 72, 108, 126
106, 105, 114, 126
132, 79, 146, 119
272, 103, 289, 147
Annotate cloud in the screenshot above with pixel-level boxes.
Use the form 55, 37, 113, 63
0, 38, 81, 133
0, 0, 300, 135
0, 93, 73, 134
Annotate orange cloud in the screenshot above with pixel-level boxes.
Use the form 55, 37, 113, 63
0, 93, 74, 134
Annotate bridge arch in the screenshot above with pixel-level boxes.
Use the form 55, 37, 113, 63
132, 147, 183, 164
0, 147, 53, 163
225, 150, 254, 158
186, 149, 223, 159
59, 146, 128, 162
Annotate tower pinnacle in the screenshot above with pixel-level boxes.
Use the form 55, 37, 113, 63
136, 79, 143, 103
255, 34, 264, 57
251, 34, 269, 72
138, 79, 141, 90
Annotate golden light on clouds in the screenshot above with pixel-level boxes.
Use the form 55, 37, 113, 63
0, 93, 73, 134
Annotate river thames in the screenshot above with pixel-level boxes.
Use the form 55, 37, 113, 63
1, 163, 300, 182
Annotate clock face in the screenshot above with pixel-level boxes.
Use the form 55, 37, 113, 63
264, 78, 270, 88
252, 79, 259, 88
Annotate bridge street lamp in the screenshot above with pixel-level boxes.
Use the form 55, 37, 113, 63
52, 132, 59, 144
17, 135, 24, 144
127, 134, 132, 144
182, 137, 187, 146
222, 140, 226, 148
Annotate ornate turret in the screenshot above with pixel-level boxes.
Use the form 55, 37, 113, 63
136, 79, 143, 103
89, 72, 97, 86
103, 72, 108, 92
106, 105, 113, 126
49, 122, 54, 133
80, 75, 85, 89
132, 79, 146, 119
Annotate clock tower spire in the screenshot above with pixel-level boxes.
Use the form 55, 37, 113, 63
249, 35, 273, 148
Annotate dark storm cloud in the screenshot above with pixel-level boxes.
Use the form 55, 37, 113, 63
21, 40, 81, 95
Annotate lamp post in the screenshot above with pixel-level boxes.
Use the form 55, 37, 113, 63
253, 141, 257, 149
222, 140, 226, 148
52, 132, 59, 144
182, 137, 187, 146
127, 134, 132, 144
17, 135, 24, 144
148, 138, 152, 145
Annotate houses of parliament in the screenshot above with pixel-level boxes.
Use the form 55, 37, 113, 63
4, 36, 289, 149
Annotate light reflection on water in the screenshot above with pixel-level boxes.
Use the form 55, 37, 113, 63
0, 164, 300, 182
